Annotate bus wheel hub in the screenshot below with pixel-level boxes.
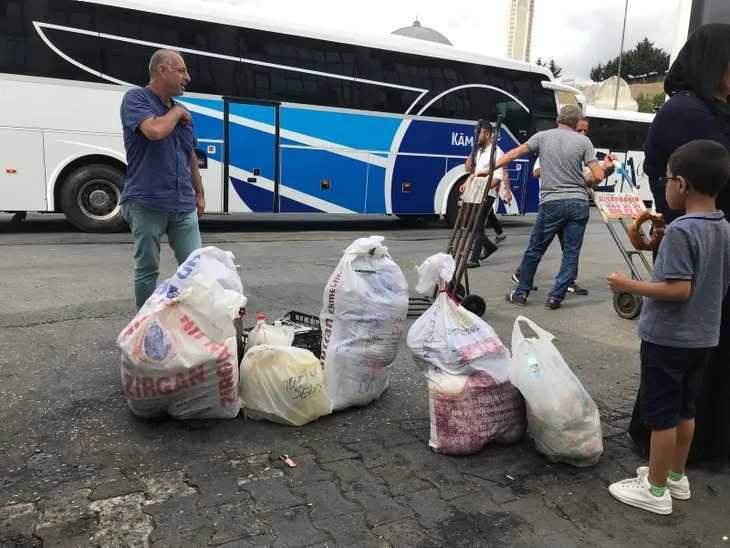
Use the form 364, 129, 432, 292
89, 189, 110, 209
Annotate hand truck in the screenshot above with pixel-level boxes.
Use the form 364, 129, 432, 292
590, 157, 655, 319
408, 115, 504, 318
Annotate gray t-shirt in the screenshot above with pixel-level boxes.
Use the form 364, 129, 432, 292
525, 127, 598, 203
638, 211, 730, 348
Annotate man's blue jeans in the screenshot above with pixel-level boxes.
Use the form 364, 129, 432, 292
122, 199, 202, 310
515, 199, 590, 302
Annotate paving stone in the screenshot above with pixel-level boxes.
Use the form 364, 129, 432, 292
306, 441, 359, 464
390, 443, 443, 472
449, 489, 503, 517
314, 511, 388, 548
396, 489, 452, 529
184, 462, 245, 508
88, 475, 144, 501
198, 500, 270, 545
291, 481, 359, 521
89, 493, 153, 547
369, 464, 431, 497
320, 460, 385, 492
266, 506, 329, 548
216, 535, 277, 547
502, 495, 577, 537
138, 470, 197, 505
243, 477, 305, 513
343, 484, 413, 527
426, 514, 485, 547
414, 466, 480, 501
0, 532, 42, 548
147, 495, 210, 542
371, 518, 442, 547
340, 439, 393, 470
35, 489, 95, 542
281, 454, 334, 488
0, 502, 38, 541
152, 527, 215, 547
470, 509, 543, 545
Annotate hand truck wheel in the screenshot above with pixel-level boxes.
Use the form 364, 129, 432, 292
461, 294, 487, 317
613, 293, 643, 320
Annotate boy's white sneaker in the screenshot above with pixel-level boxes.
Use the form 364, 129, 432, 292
608, 473, 672, 515
635, 466, 691, 500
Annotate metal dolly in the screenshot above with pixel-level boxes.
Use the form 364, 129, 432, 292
408, 115, 503, 318
590, 158, 655, 319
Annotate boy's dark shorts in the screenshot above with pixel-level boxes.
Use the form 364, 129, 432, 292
640, 340, 712, 430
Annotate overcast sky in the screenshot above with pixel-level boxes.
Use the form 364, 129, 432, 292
190, 0, 677, 82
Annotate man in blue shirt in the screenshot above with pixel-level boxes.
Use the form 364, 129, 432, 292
120, 49, 205, 310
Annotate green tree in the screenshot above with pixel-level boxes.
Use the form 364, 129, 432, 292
590, 38, 670, 82
535, 57, 562, 78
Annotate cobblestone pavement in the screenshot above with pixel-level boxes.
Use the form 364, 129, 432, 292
1, 215, 729, 547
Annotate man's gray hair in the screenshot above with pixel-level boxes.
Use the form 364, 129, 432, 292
148, 49, 180, 78
556, 104, 584, 129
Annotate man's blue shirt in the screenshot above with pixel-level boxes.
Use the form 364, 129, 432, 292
120, 86, 197, 212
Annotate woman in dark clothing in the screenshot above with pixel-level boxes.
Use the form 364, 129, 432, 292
629, 23, 730, 465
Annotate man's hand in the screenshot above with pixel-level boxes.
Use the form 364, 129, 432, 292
174, 106, 191, 125
503, 189, 513, 204
602, 153, 618, 169
607, 271, 632, 294
195, 193, 206, 217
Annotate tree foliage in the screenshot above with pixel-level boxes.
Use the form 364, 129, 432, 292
636, 93, 667, 113
535, 57, 563, 78
590, 38, 670, 83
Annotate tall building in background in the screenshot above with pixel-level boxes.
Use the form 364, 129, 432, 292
506, 0, 535, 62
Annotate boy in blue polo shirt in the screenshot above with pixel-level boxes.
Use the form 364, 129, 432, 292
606, 139, 730, 515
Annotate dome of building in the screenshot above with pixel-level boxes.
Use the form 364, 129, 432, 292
391, 18, 453, 46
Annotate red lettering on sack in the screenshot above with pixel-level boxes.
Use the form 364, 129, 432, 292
124, 373, 134, 396
141, 378, 156, 397
188, 364, 205, 385
173, 372, 189, 392
156, 376, 173, 395
216, 346, 231, 364
215, 358, 237, 407
179, 314, 195, 333
121, 314, 150, 343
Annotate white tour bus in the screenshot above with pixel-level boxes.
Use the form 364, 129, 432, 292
0, 0, 580, 232
584, 107, 655, 205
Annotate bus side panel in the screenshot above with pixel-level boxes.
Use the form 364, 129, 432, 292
182, 99, 225, 213
0, 128, 47, 211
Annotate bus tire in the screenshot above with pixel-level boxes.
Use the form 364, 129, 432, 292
59, 164, 127, 233
444, 178, 465, 227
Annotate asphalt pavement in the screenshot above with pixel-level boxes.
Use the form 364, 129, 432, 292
0, 212, 728, 547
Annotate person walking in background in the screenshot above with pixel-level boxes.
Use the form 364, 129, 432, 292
461, 123, 512, 268
628, 23, 730, 467
607, 139, 730, 515
120, 49, 206, 310
480, 104, 605, 309
510, 117, 616, 295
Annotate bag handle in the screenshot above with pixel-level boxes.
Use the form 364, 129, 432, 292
511, 315, 556, 347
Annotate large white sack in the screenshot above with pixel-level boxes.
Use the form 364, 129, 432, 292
118, 268, 247, 420
320, 236, 409, 411
240, 345, 333, 426
407, 253, 525, 455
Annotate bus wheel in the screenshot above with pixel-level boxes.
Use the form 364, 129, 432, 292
59, 164, 127, 233
444, 180, 465, 227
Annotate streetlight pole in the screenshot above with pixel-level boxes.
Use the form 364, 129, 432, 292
614, 0, 629, 110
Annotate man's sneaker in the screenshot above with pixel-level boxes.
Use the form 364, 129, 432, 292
511, 272, 538, 290
545, 297, 561, 310
505, 291, 527, 305
608, 474, 672, 515
567, 282, 589, 295
495, 234, 507, 244
636, 467, 691, 500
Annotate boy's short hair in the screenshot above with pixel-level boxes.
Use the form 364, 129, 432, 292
668, 139, 730, 197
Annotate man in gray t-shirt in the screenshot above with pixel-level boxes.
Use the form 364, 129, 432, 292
485, 104, 606, 309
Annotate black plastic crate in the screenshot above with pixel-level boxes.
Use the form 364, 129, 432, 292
240, 310, 322, 360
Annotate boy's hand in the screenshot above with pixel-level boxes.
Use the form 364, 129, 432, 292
607, 271, 632, 294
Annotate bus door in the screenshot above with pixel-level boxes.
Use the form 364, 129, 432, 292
223, 97, 281, 213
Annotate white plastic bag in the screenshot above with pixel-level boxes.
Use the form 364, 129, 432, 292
320, 236, 409, 411
142, 246, 244, 312
407, 253, 511, 380
509, 316, 603, 467
118, 273, 247, 420
407, 253, 525, 455
248, 319, 296, 347
240, 345, 333, 426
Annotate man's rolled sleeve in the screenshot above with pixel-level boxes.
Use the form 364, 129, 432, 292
659, 228, 695, 281
121, 89, 155, 133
